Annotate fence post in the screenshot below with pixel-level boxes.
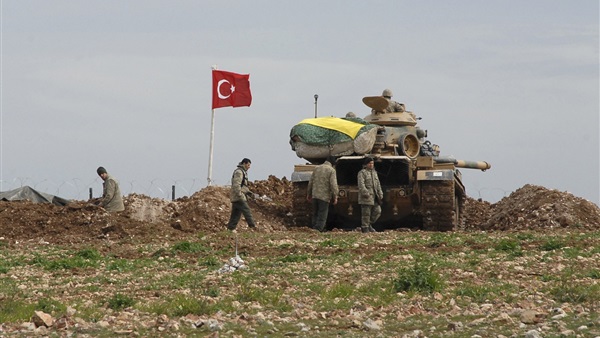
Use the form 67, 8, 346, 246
172, 185, 175, 201
89, 188, 93, 200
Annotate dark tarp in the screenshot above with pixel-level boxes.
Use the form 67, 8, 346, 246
0, 186, 70, 206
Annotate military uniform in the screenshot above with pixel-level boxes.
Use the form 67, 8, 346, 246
307, 160, 339, 232
371, 88, 417, 120
100, 174, 125, 213
358, 163, 383, 233
227, 163, 256, 230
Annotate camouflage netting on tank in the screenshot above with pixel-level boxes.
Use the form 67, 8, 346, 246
290, 118, 374, 145
290, 118, 378, 159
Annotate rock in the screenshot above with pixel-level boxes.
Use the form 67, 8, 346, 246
31, 311, 53, 328
524, 330, 542, 338
66, 306, 77, 317
520, 309, 539, 324
363, 318, 381, 330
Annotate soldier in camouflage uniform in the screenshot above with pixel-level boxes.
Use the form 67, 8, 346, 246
371, 88, 406, 114
372, 88, 419, 121
96, 166, 125, 213
358, 157, 383, 233
307, 156, 339, 232
227, 158, 256, 230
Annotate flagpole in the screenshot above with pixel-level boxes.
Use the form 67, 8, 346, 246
208, 108, 215, 186
208, 65, 217, 186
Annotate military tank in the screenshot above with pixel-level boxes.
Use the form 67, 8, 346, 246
289, 94, 491, 231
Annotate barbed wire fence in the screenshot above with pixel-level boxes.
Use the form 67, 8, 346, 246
0, 178, 207, 201
474, 187, 509, 202
1, 178, 510, 203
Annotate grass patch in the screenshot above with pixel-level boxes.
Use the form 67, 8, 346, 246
393, 261, 443, 294
540, 238, 564, 251
171, 241, 211, 254
278, 253, 309, 263
107, 293, 136, 310
143, 294, 214, 317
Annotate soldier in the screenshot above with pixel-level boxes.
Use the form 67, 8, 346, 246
307, 156, 339, 232
96, 166, 125, 213
357, 157, 383, 233
372, 88, 406, 114
226, 158, 256, 230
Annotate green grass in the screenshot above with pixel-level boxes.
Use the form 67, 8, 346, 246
107, 293, 136, 310
393, 261, 443, 294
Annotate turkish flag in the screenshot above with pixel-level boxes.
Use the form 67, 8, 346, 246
212, 70, 252, 109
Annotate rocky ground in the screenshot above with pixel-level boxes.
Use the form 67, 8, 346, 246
0, 177, 599, 337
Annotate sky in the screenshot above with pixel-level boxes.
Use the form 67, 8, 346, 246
1, 0, 598, 205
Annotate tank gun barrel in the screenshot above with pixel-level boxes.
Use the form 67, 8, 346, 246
455, 160, 491, 171
434, 156, 491, 170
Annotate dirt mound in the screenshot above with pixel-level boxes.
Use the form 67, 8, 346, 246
481, 184, 600, 230
1, 179, 598, 245
0, 176, 294, 245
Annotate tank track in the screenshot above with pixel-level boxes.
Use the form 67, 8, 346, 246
420, 180, 462, 231
291, 182, 312, 227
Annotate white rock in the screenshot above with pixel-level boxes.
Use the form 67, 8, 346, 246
524, 329, 542, 338
363, 318, 380, 331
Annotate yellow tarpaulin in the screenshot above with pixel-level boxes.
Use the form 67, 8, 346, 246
298, 117, 365, 139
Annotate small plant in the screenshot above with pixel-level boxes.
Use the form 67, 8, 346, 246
76, 248, 103, 260
200, 256, 219, 267
36, 298, 66, 314
454, 284, 493, 303
550, 282, 600, 304
540, 239, 564, 251
145, 294, 213, 317
324, 282, 355, 299
204, 287, 220, 297
495, 239, 520, 252
495, 239, 524, 257
393, 261, 443, 294
549, 269, 600, 304
107, 293, 135, 310
106, 259, 130, 272
151, 248, 168, 258
171, 241, 209, 254
236, 284, 262, 303
586, 269, 600, 279
278, 253, 309, 263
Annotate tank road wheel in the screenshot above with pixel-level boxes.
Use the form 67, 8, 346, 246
420, 180, 456, 231
292, 181, 312, 227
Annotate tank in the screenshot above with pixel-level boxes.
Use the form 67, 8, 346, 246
289, 96, 491, 231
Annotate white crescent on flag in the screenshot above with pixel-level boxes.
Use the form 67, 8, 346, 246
217, 79, 236, 99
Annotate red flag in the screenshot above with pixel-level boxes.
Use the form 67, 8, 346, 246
212, 70, 252, 109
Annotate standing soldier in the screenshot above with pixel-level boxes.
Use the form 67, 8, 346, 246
307, 156, 339, 232
227, 158, 256, 230
358, 157, 383, 233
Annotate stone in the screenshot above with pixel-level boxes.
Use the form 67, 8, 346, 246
31, 311, 53, 328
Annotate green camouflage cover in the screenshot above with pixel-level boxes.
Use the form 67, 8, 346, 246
290, 117, 376, 146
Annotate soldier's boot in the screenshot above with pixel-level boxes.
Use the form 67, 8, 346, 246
368, 225, 377, 233
361, 226, 370, 233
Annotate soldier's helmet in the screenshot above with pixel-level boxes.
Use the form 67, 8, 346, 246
382, 89, 393, 98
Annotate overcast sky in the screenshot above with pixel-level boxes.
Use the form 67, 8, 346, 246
1, 0, 598, 205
